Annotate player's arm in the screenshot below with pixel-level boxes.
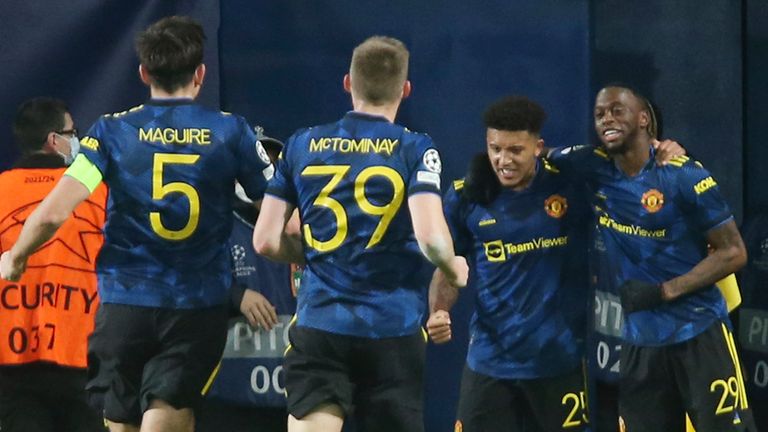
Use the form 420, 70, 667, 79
426, 267, 460, 344
252, 195, 305, 264
0, 175, 92, 281
543, 139, 685, 167
660, 220, 746, 301
408, 193, 468, 289
621, 221, 746, 313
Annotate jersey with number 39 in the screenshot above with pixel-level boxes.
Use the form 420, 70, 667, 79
78, 99, 272, 309
267, 111, 442, 338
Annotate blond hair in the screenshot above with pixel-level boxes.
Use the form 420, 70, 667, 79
350, 36, 409, 105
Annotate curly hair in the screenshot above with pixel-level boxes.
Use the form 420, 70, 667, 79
483, 96, 546, 134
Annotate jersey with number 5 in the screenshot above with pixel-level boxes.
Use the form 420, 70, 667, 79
267, 111, 442, 338
78, 99, 273, 309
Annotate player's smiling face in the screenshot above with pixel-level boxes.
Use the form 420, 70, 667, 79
486, 128, 542, 191
594, 87, 648, 154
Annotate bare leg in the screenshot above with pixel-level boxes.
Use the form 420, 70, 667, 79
140, 399, 194, 432
107, 421, 140, 432
288, 403, 344, 432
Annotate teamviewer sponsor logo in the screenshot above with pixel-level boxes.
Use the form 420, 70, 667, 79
483, 240, 506, 262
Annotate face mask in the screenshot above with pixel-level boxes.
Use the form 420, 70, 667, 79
56, 134, 80, 165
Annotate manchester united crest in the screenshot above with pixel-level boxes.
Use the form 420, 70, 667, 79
641, 189, 665, 213
544, 194, 568, 218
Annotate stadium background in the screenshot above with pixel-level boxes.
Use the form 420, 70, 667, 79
0, 1, 765, 430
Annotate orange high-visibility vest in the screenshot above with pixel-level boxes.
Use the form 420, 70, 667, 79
0, 167, 107, 368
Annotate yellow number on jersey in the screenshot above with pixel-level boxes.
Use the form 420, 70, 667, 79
301, 164, 405, 253
149, 153, 201, 241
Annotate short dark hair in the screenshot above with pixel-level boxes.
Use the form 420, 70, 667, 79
13, 97, 68, 154
350, 36, 409, 105
135, 16, 205, 93
483, 96, 546, 134
600, 83, 658, 138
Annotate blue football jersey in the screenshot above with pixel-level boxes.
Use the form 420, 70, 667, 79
266, 111, 442, 338
79, 99, 272, 308
550, 145, 732, 346
588, 224, 623, 383
445, 160, 589, 379
207, 215, 297, 407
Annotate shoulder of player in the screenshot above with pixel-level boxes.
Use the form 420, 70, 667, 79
541, 158, 563, 175
399, 127, 433, 145
657, 155, 711, 178
100, 104, 148, 121
444, 178, 469, 207
658, 155, 704, 169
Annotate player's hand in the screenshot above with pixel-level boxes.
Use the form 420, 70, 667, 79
619, 280, 664, 313
0, 251, 26, 282
447, 256, 469, 289
240, 290, 278, 331
426, 310, 452, 344
652, 139, 686, 166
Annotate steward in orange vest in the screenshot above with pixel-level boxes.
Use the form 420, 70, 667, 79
0, 98, 107, 432
0, 164, 106, 367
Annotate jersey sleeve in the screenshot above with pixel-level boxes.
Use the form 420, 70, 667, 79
264, 132, 298, 205
546, 144, 603, 179
406, 135, 442, 196
234, 116, 273, 202
78, 117, 111, 178
677, 160, 733, 232
444, 181, 472, 256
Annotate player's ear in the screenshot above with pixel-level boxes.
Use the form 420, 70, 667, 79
138, 64, 152, 86
193, 64, 206, 87
402, 80, 412, 99
535, 138, 544, 157
343, 74, 352, 94
639, 110, 649, 130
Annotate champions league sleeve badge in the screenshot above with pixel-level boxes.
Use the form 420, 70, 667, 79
423, 148, 442, 174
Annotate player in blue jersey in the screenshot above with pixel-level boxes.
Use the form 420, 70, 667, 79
198, 133, 294, 432
0, 16, 273, 432
426, 96, 590, 432
548, 85, 756, 431
253, 36, 468, 432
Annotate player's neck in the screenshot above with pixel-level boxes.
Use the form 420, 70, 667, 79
351, 98, 400, 123
149, 82, 200, 100
613, 138, 652, 177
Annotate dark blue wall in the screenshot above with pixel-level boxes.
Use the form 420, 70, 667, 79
745, 0, 768, 217
592, 0, 744, 221
0, 0, 220, 170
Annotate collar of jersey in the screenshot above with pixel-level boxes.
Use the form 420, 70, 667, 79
147, 98, 195, 106
611, 145, 656, 178
344, 111, 390, 123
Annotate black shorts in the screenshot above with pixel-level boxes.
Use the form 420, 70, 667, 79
284, 325, 425, 432
619, 321, 757, 432
0, 363, 105, 432
197, 398, 286, 432
86, 303, 228, 425
591, 380, 619, 432
456, 365, 589, 432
